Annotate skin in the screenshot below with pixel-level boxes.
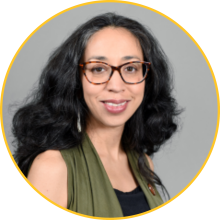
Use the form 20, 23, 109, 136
27, 27, 154, 209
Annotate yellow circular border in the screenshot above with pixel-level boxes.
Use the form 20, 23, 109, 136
0, 0, 219, 219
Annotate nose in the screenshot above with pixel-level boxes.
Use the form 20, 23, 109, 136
105, 68, 125, 92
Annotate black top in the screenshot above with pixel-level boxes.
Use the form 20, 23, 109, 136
114, 186, 150, 216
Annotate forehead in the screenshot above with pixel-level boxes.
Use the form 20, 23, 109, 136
83, 27, 143, 61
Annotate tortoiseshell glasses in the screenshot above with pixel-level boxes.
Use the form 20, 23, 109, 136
79, 61, 150, 85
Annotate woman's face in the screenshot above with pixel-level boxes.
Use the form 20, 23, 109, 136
81, 27, 145, 129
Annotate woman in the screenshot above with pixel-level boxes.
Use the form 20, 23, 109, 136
12, 13, 180, 217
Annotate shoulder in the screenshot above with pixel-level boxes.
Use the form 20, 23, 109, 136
28, 150, 66, 177
27, 150, 67, 208
145, 154, 154, 171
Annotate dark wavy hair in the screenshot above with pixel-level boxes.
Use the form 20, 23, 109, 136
12, 12, 181, 199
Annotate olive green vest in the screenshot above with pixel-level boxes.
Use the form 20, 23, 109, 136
60, 133, 163, 217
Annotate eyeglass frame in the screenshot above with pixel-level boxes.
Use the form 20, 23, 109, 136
79, 61, 151, 85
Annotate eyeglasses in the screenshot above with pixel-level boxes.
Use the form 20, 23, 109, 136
79, 61, 150, 85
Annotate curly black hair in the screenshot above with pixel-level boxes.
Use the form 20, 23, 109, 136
12, 12, 181, 199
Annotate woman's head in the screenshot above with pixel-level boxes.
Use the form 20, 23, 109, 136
81, 26, 146, 129
38, 13, 173, 134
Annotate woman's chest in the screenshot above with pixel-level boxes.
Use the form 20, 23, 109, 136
100, 155, 139, 192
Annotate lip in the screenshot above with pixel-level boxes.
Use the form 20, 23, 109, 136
101, 99, 130, 114
101, 99, 129, 104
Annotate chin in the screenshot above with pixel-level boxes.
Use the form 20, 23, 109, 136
99, 116, 130, 128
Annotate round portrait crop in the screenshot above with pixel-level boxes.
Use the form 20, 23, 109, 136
1, 2, 219, 219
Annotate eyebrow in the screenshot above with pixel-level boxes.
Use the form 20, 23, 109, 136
88, 55, 141, 61
88, 56, 107, 61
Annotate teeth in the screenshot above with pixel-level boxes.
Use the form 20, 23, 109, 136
105, 101, 127, 107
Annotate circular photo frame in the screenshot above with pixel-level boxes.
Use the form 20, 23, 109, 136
1, 1, 219, 219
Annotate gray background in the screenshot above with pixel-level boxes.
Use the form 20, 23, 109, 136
2, 3, 217, 200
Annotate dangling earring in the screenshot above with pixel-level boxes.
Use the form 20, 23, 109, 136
77, 112, 81, 132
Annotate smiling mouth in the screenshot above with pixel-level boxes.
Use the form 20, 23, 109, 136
101, 100, 130, 113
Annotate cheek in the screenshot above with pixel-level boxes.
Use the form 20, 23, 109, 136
81, 78, 102, 106
130, 83, 145, 102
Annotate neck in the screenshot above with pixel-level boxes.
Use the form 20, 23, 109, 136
86, 117, 125, 160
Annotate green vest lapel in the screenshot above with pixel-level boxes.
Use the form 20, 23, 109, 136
79, 133, 124, 217
126, 150, 164, 209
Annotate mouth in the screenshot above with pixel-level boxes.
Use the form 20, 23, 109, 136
101, 99, 130, 114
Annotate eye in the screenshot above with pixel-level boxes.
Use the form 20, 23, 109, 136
91, 67, 105, 73
125, 66, 137, 72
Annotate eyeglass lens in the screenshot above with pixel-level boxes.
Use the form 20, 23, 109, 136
84, 62, 147, 83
